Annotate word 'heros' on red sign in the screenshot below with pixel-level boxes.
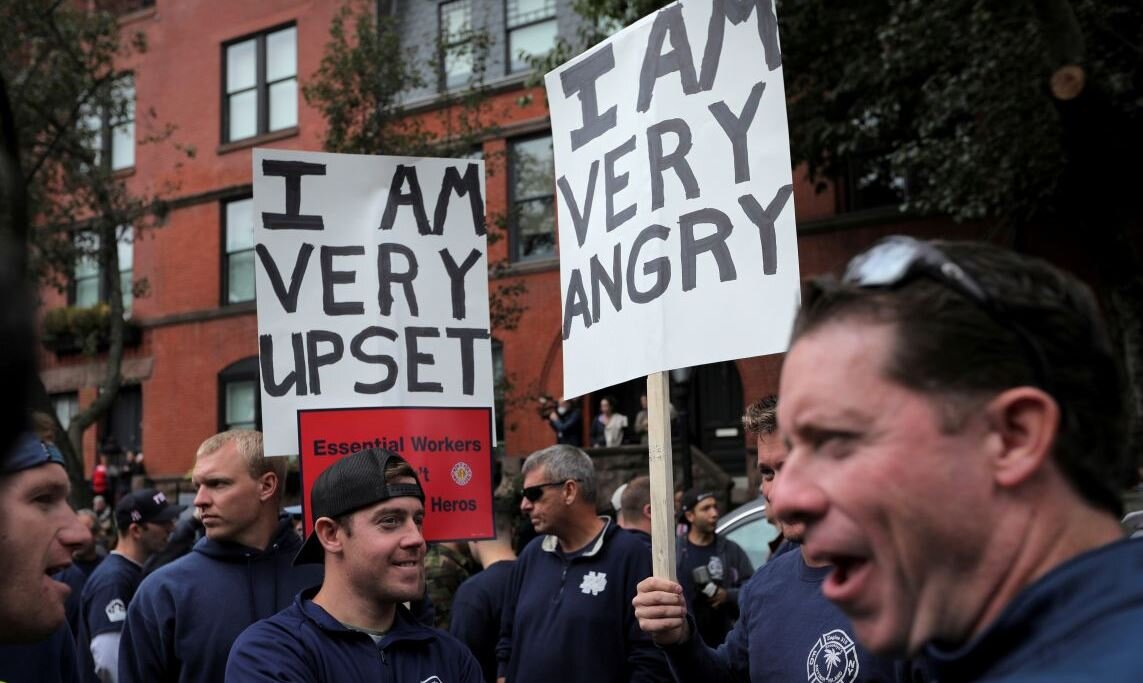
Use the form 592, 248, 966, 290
297, 406, 494, 542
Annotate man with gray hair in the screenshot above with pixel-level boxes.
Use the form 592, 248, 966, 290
496, 445, 669, 682
119, 430, 322, 683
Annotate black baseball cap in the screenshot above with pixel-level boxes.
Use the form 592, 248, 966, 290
294, 448, 425, 565
115, 488, 182, 530
680, 488, 715, 513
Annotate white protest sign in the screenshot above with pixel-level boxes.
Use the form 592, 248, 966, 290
545, 0, 800, 399
253, 149, 494, 456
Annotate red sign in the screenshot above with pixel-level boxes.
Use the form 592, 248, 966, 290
297, 406, 494, 542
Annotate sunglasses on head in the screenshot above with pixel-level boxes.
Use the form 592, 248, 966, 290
522, 479, 580, 502
842, 235, 1052, 394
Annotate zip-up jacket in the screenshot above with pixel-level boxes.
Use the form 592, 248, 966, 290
226, 587, 482, 682
676, 533, 754, 647
923, 538, 1143, 681
119, 518, 323, 683
497, 517, 670, 683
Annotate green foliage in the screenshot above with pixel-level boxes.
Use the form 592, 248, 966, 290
41, 303, 139, 356
306, 0, 527, 332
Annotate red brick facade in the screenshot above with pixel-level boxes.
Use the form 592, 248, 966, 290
38, 1, 971, 484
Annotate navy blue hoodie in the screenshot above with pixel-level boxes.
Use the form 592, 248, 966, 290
497, 518, 670, 683
226, 587, 482, 681
922, 538, 1143, 681
119, 518, 322, 683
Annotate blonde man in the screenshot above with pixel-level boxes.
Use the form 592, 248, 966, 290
119, 431, 322, 683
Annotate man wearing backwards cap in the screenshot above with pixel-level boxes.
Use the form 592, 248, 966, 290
226, 448, 482, 682
78, 488, 181, 682
675, 488, 753, 647
0, 433, 89, 682
0, 433, 89, 642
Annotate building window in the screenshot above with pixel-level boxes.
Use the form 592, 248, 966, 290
219, 357, 261, 432
52, 393, 79, 432
506, 0, 557, 73
82, 74, 135, 171
73, 227, 134, 315
223, 197, 255, 304
440, 0, 473, 90
508, 135, 555, 262
223, 25, 297, 143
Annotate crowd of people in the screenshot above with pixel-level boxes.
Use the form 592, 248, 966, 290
1, 237, 1142, 682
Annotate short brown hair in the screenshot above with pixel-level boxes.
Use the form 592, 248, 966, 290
742, 395, 778, 436
795, 240, 1128, 516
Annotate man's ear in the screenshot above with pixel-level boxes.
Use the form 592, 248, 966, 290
642, 503, 652, 520
563, 479, 578, 505
984, 387, 1060, 488
315, 517, 344, 555
257, 470, 279, 503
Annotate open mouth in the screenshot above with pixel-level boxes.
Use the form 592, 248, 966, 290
822, 553, 872, 606
393, 560, 419, 568
45, 562, 71, 576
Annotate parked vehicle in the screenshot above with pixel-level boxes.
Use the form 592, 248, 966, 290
715, 496, 781, 570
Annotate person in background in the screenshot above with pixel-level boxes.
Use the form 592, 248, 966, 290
676, 489, 753, 647
57, 509, 108, 638
497, 445, 669, 682
617, 475, 653, 542
548, 397, 584, 447
79, 488, 180, 683
451, 484, 520, 683
590, 396, 628, 447
119, 430, 322, 683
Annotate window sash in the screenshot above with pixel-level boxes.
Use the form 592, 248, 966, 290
223, 26, 297, 142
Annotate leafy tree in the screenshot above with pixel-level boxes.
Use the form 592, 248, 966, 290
556, 0, 1143, 471
0, 0, 184, 498
304, 2, 526, 338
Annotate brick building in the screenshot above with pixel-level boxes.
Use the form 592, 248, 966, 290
39, 0, 969, 497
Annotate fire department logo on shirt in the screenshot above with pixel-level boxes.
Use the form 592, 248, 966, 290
807, 629, 859, 683
580, 571, 607, 596
105, 598, 127, 623
450, 461, 473, 486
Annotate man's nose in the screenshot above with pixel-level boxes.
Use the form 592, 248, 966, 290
768, 455, 828, 528
59, 510, 91, 552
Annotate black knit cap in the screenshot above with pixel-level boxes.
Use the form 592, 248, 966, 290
294, 448, 425, 565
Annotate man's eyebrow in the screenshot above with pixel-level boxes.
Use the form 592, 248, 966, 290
29, 480, 69, 500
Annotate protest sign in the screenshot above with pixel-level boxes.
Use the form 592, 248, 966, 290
544, 0, 800, 399
253, 149, 495, 541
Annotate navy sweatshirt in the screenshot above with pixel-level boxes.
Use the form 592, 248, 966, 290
0, 623, 81, 683
118, 519, 323, 683
450, 560, 515, 683
664, 547, 903, 682
923, 538, 1143, 681
226, 587, 482, 682
497, 518, 670, 683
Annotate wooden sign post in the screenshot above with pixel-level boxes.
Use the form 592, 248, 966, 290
646, 371, 677, 580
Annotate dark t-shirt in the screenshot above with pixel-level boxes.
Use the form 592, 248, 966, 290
450, 560, 516, 683
679, 538, 734, 646
79, 553, 142, 681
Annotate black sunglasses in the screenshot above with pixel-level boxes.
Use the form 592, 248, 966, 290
522, 480, 579, 502
842, 235, 1052, 393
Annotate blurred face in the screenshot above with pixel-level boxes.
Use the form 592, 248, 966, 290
0, 465, 89, 642
686, 497, 719, 535
772, 321, 994, 656
600, 399, 612, 416
756, 432, 802, 542
338, 490, 426, 604
520, 466, 567, 535
192, 441, 268, 546
135, 520, 175, 557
